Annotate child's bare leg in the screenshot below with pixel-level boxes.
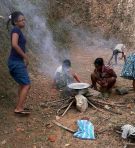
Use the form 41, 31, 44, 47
15, 84, 30, 112
108, 54, 113, 65
107, 77, 116, 90
114, 54, 118, 65
91, 73, 98, 90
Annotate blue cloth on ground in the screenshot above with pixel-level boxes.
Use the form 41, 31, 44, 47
74, 120, 95, 140
8, 60, 30, 85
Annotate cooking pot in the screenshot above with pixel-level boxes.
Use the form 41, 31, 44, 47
68, 83, 90, 90
68, 83, 90, 95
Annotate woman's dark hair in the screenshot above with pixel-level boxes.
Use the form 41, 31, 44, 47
62, 59, 71, 68
94, 58, 104, 66
7, 11, 24, 30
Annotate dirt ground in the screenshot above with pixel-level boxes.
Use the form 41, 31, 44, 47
0, 47, 135, 148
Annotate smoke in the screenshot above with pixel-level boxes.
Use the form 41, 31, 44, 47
0, 0, 14, 16
0, 0, 63, 77
14, 0, 62, 76
0, 0, 122, 77
57, 20, 120, 51
70, 27, 119, 51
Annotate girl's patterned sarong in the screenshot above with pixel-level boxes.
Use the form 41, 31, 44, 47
121, 54, 135, 80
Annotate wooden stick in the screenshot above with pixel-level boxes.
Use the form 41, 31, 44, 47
57, 103, 69, 114
53, 120, 75, 133
95, 116, 111, 129
57, 99, 73, 114
103, 107, 122, 115
124, 143, 135, 148
115, 130, 122, 134
61, 100, 74, 117
97, 129, 108, 134
114, 102, 125, 104
87, 99, 122, 115
87, 100, 105, 113
88, 98, 125, 107
46, 97, 73, 104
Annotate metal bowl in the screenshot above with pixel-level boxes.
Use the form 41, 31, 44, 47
68, 83, 90, 90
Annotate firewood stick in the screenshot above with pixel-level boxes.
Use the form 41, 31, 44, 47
46, 97, 73, 104
103, 107, 122, 115
88, 99, 122, 115
53, 120, 75, 133
88, 98, 125, 107
61, 100, 74, 117
96, 128, 109, 134
57, 99, 73, 114
87, 100, 105, 113
89, 98, 114, 106
114, 102, 125, 104
95, 116, 111, 129
125, 143, 135, 146
91, 99, 122, 115
57, 103, 69, 114
115, 130, 122, 134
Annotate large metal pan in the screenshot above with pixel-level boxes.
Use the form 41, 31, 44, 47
68, 83, 90, 90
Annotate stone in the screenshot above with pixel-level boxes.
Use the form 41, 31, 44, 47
48, 135, 57, 142
115, 88, 129, 95
90, 89, 100, 97
65, 144, 71, 147
1, 140, 6, 145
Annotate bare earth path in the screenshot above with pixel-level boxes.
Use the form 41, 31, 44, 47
0, 47, 135, 148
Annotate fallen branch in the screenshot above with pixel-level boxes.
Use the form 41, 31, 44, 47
53, 120, 75, 133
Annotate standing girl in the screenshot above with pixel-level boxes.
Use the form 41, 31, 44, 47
7, 11, 31, 115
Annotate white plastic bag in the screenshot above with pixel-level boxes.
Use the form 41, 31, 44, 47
75, 94, 88, 112
121, 124, 135, 139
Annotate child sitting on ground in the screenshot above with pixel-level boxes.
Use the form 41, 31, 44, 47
91, 58, 117, 97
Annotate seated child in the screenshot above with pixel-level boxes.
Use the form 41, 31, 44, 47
54, 59, 80, 90
91, 58, 117, 95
